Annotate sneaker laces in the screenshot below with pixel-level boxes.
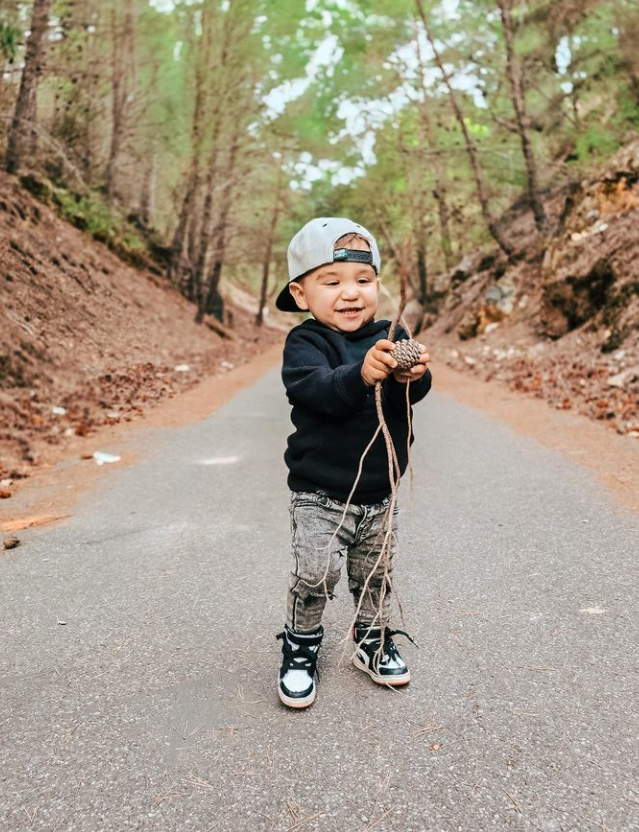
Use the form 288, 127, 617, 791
355, 625, 418, 669
382, 628, 418, 664
276, 631, 321, 679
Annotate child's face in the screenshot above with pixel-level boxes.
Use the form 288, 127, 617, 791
288, 242, 379, 333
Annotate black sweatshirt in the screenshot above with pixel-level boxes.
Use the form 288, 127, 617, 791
281, 317, 432, 504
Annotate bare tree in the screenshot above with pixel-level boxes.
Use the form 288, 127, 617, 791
196, 125, 242, 323
5, 0, 53, 174
166, 9, 212, 286
497, 0, 547, 231
105, 0, 136, 205
414, 0, 513, 258
256, 161, 284, 326
414, 30, 455, 270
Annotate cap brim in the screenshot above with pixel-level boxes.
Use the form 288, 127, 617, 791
275, 281, 305, 312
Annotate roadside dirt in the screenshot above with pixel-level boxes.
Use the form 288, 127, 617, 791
0, 342, 283, 535
423, 139, 639, 441
0, 169, 287, 482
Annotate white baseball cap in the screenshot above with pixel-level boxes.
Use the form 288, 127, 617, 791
276, 217, 381, 312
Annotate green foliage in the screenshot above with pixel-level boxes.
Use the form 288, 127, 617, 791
55, 191, 115, 236
572, 126, 622, 163
6, 0, 639, 293
0, 21, 19, 63
53, 190, 149, 265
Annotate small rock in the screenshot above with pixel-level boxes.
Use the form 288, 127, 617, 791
0, 489, 11, 499
484, 322, 500, 334
0, 479, 12, 488
92, 451, 121, 465
174, 363, 191, 372
607, 372, 627, 388
484, 286, 502, 304
607, 366, 639, 388
3, 536, 20, 550
51, 406, 67, 415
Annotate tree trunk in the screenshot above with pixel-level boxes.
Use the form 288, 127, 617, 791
414, 228, 427, 306
166, 5, 212, 284
5, 0, 53, 174
192, 114, 224, 293
105, 0, 135, 205
418, 107, 454, 270
414, 0, 513, 258
191, 8, 235, 298
196, 129, 241, 324
139, 149, 155, 228
256, 164, 283, 326
413, 30, 455, 270
497, 0, 546, 231
168, 169, 198, 285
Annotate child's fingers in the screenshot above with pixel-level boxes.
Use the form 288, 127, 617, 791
375, 339, 396, 351
373, 348, 398, 368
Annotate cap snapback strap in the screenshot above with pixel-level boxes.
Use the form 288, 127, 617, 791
333, 248, 373, 264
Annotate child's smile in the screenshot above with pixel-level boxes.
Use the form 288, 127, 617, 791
295, 265, 378, 332
288, 239, 380, 333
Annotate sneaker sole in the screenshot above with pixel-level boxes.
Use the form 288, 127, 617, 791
352, 654, 411, 686
278, 686, 316, 709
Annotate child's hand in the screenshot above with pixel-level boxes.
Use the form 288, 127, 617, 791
392, 342, 430, 384
361, 339, 398, 386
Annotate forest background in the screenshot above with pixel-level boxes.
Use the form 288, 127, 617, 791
2, 0, 639, 479
3, 0, 638, 319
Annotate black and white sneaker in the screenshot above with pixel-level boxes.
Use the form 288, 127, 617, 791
276, 624, 324, 708
352, 623, 415, 686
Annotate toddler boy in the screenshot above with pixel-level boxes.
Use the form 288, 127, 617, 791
274, 217, 432, 708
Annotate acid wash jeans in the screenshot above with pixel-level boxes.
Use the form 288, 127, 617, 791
286, 489, 399, 633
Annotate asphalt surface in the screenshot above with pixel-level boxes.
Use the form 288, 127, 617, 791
1, 367, 638, 832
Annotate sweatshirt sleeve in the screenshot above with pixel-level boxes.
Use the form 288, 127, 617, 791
282, 330, 371, 418
383, 368, 432, 408
382, 325, 433, 409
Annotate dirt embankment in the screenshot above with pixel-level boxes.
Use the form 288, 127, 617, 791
0, 171, 284, 483
424, 138, 639, 439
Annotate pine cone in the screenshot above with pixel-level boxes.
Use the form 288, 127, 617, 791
393, 339, 423, 370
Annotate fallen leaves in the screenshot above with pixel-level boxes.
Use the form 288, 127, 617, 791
444, 343, 639, 435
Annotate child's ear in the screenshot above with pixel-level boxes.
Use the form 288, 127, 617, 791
289, 282, 309, 311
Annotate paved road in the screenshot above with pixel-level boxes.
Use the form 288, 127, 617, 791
1, 368, 638, 832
